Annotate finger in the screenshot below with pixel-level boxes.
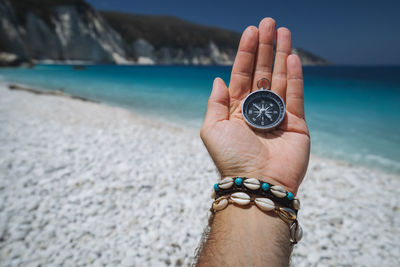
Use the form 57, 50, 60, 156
252, 18, 276, 92
286, 54, 305, 119
229, 26, 258, 102
271, 27, 291, 101
203, 78, 230, 126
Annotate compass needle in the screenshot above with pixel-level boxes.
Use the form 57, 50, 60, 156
253, 103, 262, 111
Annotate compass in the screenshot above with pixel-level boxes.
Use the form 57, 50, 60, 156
241, 78, 285, 131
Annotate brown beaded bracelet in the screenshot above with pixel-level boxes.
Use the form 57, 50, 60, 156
210, 192, 303, 244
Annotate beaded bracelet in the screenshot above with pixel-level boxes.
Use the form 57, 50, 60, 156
210, 193, 303, 244
213, 177, 300, 212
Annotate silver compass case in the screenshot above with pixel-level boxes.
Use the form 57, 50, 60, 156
241, 86, 286, 132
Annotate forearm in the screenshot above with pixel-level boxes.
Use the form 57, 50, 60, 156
197, 204, 291, 267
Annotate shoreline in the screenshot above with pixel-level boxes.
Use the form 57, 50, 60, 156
1, 82, 399, 266
2, 81, 398, 178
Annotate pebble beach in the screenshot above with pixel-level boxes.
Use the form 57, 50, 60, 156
0, 83, 399, 266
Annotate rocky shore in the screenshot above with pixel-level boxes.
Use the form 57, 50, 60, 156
0, 83, 398, 266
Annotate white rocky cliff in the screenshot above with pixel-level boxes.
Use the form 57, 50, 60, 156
0, 0, 131, 64
0, 0, 328, 66
0, 0, 29, 65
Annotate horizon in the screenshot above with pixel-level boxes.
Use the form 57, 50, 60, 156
87, 0, 400, 66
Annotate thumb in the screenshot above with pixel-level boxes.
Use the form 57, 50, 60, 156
203, 78, 230, 126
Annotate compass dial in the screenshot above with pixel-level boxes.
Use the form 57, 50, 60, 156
242, 90, 285, 131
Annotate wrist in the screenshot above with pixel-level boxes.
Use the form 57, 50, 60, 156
198, 204, 291, 267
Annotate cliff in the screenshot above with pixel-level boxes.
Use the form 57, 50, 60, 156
1, 0, 131, 64
0, 0, 329, 65
292, 48, 329, 66
100, 12, 240, 65
0, 0, 29, 65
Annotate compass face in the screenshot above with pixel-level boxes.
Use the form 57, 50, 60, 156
241, 90, 285, 131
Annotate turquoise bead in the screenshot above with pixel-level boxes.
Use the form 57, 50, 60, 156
287, 192, 294, 200
262, 182, 270, 191
235, 178, 243, 186
214, 183, 219, 191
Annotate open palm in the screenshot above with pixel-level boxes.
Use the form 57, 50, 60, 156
200, 18, 310, 194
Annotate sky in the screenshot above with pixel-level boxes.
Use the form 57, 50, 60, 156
87, 0, 400, 65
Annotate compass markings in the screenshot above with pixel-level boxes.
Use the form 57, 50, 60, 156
242, 90, 285, 129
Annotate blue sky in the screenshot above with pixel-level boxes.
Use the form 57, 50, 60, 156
87, 0, 400, 65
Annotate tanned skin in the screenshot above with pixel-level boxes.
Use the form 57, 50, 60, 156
197, 17, 310, 267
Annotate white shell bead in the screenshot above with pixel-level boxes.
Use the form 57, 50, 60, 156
243, 178, 260, 190
213, 198, 228, 211
219, 177, 234, 189
230, 192, 250, 205
295, 224, 303, 242
293, 198, 301, 210
254, 198, 275, 211
271, 185, 287, 198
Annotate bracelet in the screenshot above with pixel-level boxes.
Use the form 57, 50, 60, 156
213, 177, 300, 212
211, 177, 303, 245
210, 193, 303, 244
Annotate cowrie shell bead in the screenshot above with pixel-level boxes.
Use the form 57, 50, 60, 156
295, 224, 303, 242
277, 207, 297, 223
254, 198, 275, 211
211, 190, 216, 199
293, 198, 300, 210
230, 192, 250, 205
243, 178, 260, 190
213, 198, 228, 211
271, 185, 287, 198
219, 177, 234, 189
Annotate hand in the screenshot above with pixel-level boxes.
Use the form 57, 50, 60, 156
200, 18, 310, 194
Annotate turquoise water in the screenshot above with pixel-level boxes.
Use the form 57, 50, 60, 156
1, 65, 399, 173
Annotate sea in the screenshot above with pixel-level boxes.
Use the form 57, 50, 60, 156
0, 65, 399, 174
